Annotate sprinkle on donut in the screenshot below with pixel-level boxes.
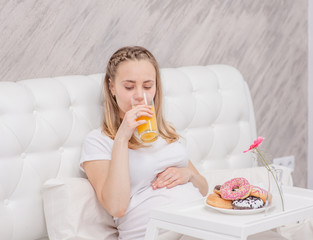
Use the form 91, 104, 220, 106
232, 196, 264, 210
220, 177, 251, 200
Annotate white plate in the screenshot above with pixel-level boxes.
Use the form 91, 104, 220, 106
204, 199, 270, 215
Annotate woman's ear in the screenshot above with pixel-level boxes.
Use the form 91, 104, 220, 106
109, 79, 116, 97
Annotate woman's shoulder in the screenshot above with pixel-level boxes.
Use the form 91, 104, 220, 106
80, 128, 113, 164
84, 127, 113, 143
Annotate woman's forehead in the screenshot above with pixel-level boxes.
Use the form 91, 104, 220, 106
115, 60, 156, 81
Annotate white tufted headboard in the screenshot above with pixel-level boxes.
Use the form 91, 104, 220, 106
161, 65, 257, 172
0, 65, 256, 240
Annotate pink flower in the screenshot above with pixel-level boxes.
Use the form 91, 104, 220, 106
243, 136, 284, 211
243, 137, 264, 153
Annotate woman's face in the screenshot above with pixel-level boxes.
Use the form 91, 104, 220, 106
110, 60, 157, 118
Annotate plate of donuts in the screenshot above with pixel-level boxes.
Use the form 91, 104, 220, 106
205, 177, 272, 215
204, 199, 269, 215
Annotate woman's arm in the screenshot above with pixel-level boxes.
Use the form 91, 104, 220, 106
186, 161, 208, 196
151, 161, 208, 196
84, 105, 153, 218
83, 136, 130, 218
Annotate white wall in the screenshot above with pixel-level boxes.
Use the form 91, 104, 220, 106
0, 0, 308, 187
308, 0, 313, 189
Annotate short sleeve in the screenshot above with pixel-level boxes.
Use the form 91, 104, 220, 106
79, 128, 113, 172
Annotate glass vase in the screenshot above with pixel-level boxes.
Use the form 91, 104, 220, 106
265, 165, 285, 215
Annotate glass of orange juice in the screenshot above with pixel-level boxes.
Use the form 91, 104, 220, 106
131, 93, 158, 143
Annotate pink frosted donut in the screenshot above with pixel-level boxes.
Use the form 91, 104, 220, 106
220, 177, 251, 200
250, 185, 271, 203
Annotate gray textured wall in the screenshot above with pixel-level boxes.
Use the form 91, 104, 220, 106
0, 0, 308, 187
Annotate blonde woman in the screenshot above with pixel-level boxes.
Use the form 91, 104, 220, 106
80, 46, 208, 240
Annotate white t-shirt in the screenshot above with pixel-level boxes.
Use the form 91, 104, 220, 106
80, 128, 202, 240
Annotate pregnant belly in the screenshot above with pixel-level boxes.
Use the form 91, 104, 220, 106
115, 183, 202, 240
130, 182, 202, 213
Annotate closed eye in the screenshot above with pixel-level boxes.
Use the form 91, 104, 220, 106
125, 87, 134, 90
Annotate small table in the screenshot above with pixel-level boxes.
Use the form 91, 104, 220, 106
145, 186, 313, 240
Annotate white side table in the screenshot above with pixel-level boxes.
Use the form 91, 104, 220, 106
145, 186, 313, 240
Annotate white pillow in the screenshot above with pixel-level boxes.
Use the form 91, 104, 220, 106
42, 177, 118, 240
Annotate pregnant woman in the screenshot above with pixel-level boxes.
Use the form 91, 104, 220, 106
80, 46, 208, 240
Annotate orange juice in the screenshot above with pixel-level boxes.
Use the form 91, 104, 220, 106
136, 106, 158, 143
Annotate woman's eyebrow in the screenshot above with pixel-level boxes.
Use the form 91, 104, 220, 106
122, 80, 155, 83
122, 80, 136, 83
143, 80, 154, 83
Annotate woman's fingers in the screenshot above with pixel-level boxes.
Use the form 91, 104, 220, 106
153, 175, 180, 189
117, 106, 150, 140
134, 105, 153, 119
125, 105, 151, 127
135, 120, 147, 127
116, 104, 154, 141
155, 169, 173, 182
152, 167, 193, 190
166, 179, 182, 189
152, 168, 181, 189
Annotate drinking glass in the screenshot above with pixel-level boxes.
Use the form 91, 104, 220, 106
131, 92, 158, 143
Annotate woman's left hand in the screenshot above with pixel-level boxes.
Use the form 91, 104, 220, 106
151, 167, 193, 190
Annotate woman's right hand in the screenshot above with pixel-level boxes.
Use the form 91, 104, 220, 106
115, 105, 153, 141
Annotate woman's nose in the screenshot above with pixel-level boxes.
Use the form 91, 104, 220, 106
135, 89, 145, 100
133, 91, 147, 105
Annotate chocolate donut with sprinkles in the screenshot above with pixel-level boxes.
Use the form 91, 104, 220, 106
232, 196, 264, 210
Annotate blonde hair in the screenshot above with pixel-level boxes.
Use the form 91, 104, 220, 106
102, 46, 179, 149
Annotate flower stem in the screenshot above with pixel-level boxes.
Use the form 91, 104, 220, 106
256, 148, 285, 211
